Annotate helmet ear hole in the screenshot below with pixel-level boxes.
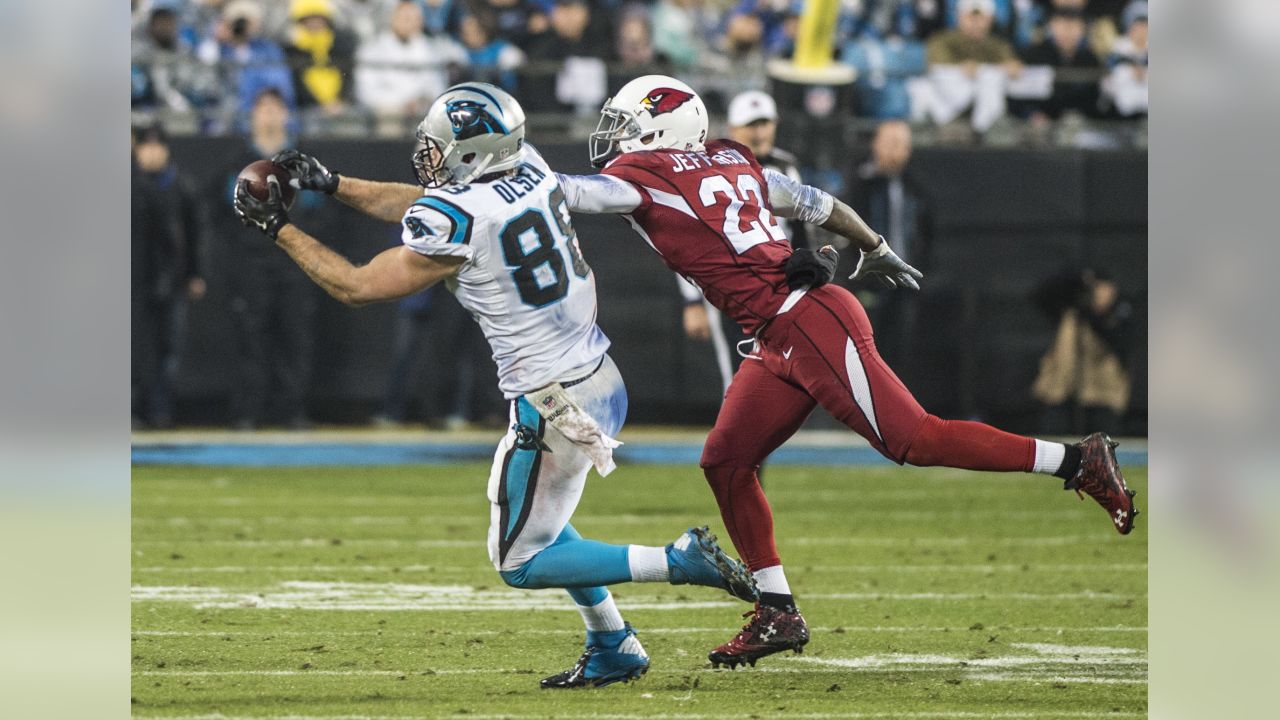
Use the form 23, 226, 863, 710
462, 152, 476, 163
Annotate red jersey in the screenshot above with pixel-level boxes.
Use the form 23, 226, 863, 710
603, 139, 794, 335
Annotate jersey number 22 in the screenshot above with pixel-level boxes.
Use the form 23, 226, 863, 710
698, 174, 787, 254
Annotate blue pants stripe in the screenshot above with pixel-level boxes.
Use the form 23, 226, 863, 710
497, 397, 544, 564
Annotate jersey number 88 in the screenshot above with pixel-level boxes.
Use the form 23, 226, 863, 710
499, 186, 591, 308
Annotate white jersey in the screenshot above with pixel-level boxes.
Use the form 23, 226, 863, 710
400, 147, 609, 398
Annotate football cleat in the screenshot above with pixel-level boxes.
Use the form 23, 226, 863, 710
1065, 432, 1139, 535
708, 603, 810, 669
540, 623, 650, 689
666, 526, 759, 602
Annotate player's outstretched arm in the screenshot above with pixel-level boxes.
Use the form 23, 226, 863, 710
273, 149, 421, 223
234, 175, 460, 306
330, 176, 424, 224
554, 173, 643, 214
275, 226, 463, 307
764, 169, 923, 290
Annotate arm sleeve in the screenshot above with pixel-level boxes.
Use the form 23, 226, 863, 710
400, 199, 474, 261
554, 173, 644, 214
764, 168, 834, 225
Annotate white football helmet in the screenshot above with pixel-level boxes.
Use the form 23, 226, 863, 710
413, 83, 527, 188
589, 75, 708, 167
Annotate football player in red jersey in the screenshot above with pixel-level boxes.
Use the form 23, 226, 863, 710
554, 75, 1139, 669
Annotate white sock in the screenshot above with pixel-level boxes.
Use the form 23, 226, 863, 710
753, 565, 791, 595
1032, 439, 1067, 475
628, 545, 669, 582
576, 592, 625, 633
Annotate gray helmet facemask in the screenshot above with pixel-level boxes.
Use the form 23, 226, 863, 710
412, 83, 527, 188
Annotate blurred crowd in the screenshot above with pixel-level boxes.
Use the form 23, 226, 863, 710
131, 0, 1149, 135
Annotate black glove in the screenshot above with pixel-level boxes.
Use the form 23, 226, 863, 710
784, 245, 839, 291
272, 149, 339, 195
233, 175, 289, 239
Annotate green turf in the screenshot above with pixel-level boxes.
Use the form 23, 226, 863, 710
132, 463, 1147, 719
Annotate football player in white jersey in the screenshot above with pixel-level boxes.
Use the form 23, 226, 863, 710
232, 83, 757, 688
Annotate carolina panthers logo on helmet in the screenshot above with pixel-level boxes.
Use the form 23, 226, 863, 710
639, 88, 695, 117
446, 99, 508, 140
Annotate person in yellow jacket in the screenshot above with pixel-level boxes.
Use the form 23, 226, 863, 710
284, 0, 357, 112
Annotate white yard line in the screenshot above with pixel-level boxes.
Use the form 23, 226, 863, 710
133, 626, 1148, 638
135, 666, 1144, 677
130, 581, 1143, 611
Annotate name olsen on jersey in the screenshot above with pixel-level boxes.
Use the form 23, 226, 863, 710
668, 148, 753, 174
491, 163, 548, 204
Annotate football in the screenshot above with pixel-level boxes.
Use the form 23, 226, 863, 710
236, 159, 296, 209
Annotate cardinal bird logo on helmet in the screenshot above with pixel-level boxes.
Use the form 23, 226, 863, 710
640, 88, 694, 117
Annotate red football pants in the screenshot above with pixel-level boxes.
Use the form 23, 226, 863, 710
700, 285, 1037, 571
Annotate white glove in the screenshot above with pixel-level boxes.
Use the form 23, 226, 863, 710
850, 238, 924, 291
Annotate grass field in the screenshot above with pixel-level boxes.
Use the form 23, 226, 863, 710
132, 462, 1147, 719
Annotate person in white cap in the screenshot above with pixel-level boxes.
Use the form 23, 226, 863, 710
679, 89, 814, 394
918, 0, 1020, 133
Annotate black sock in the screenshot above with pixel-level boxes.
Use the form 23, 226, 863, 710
1054, 443, 1082, 480
759, 592, 797, 613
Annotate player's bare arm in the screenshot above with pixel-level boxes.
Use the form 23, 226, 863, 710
330, 176, 423, 223
273, 149, 421, 223
234, 174, 461, 306
275, 225, 463, 307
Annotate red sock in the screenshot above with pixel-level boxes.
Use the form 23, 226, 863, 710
904, 415, 1036, 472
702, 466, 781, 571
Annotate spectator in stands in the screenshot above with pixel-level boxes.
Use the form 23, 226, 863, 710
417, 0, 462, 36
221, 88, 320, 430
927, 0, 1019, 75
841, 0, 929, 119
201, 0, 297, 130
720, 8, 770, 87
131, 123, 207, 429
1032, 268, 1134, 435
482, 0, 549, 50
284, 0, 358, 113
1045, 0, 1118, 59
1015, 7, 1102, 123
132, 0, 220, 111
651, 0, 721, 72
615, 5, 667, 70
918, 0, 1020, 134
1102, 0, 1147, 118
355, 0, 466, 118
847, 119, 931, 366
332, 0, 395, 44
457, 13, 525, 92
528, 0, 606, 60
526, 0, 609, 113
727, 0, 798, 58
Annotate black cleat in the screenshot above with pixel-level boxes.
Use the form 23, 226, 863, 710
708, 603, 810, 669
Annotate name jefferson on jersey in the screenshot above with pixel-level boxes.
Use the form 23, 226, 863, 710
400, 148, 609, 398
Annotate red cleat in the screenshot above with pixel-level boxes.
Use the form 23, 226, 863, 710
708, 603, 809, 669
1065, 432, 1139, 535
